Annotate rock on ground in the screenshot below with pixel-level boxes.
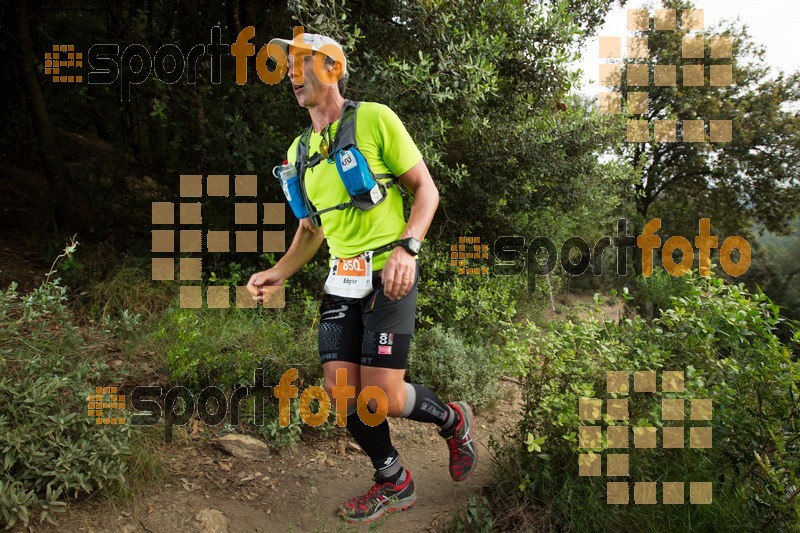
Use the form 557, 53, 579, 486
211, 434, 270, 460
195, 508, 229, 532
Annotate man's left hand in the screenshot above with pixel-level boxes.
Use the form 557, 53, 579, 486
381, 246, 417, 300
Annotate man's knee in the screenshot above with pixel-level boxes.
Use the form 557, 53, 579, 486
323, 368, 359, 411
360, 379, 406, 418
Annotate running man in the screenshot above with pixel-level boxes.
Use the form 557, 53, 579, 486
246, 32, 476, 523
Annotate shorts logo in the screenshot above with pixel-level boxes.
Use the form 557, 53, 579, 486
321, 304, 348, 320
378, 333, 393, 355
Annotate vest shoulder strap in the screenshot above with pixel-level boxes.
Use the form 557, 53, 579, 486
331, 101, 406, 193
295, 99, 359, 165
331, 100, 359, 151
292, 100, 408, 226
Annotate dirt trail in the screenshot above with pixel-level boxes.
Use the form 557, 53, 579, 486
41, 383, 521, 533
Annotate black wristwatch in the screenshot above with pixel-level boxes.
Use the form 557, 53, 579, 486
397, 237, 422, 256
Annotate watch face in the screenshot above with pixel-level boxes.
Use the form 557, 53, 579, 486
407, 238, 421, 254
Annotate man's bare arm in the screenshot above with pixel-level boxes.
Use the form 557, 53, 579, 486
247, 218, 324, 298
273, 218, 325, 280
397, 159, 439, 242
381, 159, 439, 300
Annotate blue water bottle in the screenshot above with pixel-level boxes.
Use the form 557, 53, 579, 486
273, 160, 309, 219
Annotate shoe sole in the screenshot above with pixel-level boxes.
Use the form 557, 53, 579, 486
451, 401, 477, 482
342, 493, 417, 524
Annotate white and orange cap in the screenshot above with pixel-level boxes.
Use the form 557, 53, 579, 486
268, 33, 347, 75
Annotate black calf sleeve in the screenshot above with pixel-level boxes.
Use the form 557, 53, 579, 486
400, 382, 456, 428
346, 408, 401, 478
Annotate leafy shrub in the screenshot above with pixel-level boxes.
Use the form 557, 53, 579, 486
416, 251, 538, 379
151, 294, 327, 447
633, 267, 693, 320
446, 494, 495, 532
408, 325, 503, 410
416, 253, 525, 345
0, 279, 131, 529
155, 298, 320, 391
491, 273, 799, 531
88, 259, 174, 321
256, 392, 338, 448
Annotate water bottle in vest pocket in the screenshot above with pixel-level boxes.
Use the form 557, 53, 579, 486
273, 160, 309, 219
333, 148, 386, 210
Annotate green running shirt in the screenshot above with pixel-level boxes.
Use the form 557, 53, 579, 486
286, 102, 423, 271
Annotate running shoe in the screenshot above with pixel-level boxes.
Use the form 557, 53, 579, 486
338, 470, 416, 524
441, 401, 477, 481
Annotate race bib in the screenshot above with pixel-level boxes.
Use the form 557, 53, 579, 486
324, 251, 373, 298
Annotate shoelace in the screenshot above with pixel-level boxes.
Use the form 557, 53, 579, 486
347, 481, 387, 508
447, 436, 460, 455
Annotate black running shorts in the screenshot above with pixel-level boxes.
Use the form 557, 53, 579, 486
317, 263, 420, 369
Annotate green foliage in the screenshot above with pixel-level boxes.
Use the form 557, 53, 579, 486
88, 259, 174, 321
447, 494, 495, 532
408, 325, 502, 410
416, 253, 524, 344
615, 0, 800, 236
0, 279, 131, 529
2, 0, 626, 254
491, 273, 799, 530
155, 300, 320, 392
256, 393, 338, 449
633, 268, 694, 320
208, 261, 245, 287
257, 399, 306, 449
742, 217, 800, 332
151, 295, 331, 447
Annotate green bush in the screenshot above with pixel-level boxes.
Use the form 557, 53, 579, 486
490, 273, 799, 531
150, 293, 329, 447
154, 297, 321, 391
87, 259, 174, 321
633, 267, 694, 321
416, 253, 525, 345
0, 279, 131, 529
446, 493, 495, 532
415, 251, 538, 377
408, 325, 503, 410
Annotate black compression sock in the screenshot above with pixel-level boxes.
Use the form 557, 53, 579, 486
345, 408, 403, 480
379, 465, 405, 485
400, 383, 458, 429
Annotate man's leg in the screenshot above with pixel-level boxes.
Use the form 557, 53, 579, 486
360, 262, 476, 482
322, 360, 398, 478
361, 366, 475, 481
319, 293, 413, 523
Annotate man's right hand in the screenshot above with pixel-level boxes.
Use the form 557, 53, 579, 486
247, 268, 285, 303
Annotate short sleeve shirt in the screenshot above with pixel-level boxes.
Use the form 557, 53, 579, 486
287, 102, 423, 271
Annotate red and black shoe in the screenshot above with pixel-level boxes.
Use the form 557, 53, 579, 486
338, 470, 417, 524
441, 401, 477, 481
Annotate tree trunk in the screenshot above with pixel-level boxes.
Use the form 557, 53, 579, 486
11, 0, 71, 228
225, 0, 242, 42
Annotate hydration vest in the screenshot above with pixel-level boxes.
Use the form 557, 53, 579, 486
295, 100, 406, 226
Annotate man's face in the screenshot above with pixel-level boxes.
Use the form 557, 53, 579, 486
288, 51, 331, 108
